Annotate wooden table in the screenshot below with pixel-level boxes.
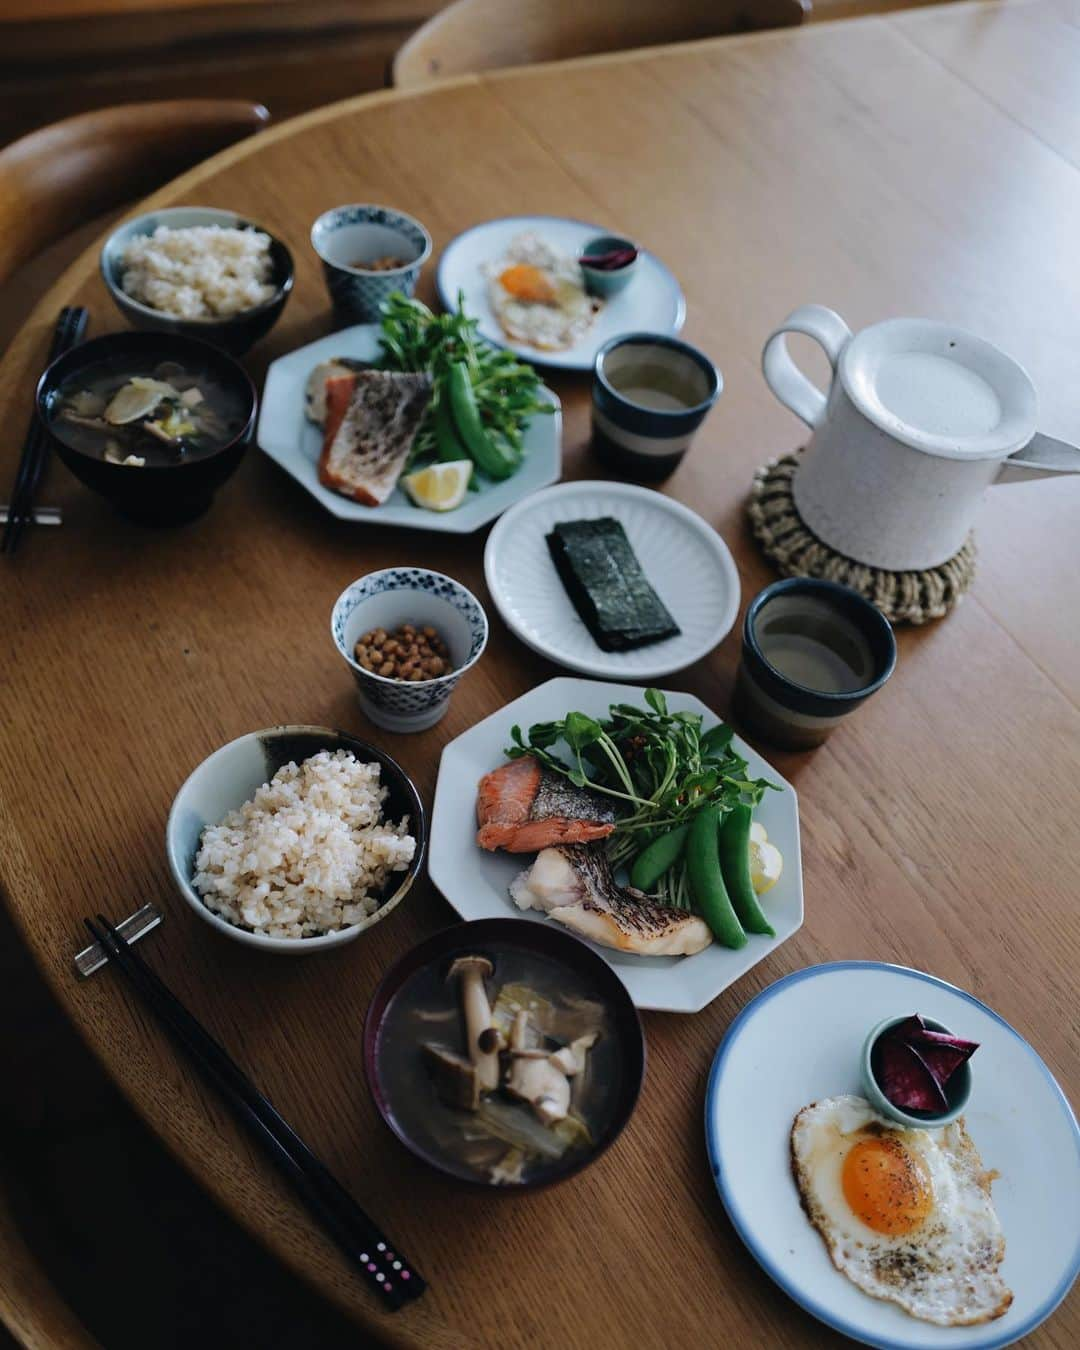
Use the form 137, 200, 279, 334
2, 3, 1078, 1345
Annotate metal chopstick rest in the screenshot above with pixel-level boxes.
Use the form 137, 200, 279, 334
0, 507, 61, 526
83, 914, 425, 1309
75, 903, 162, 977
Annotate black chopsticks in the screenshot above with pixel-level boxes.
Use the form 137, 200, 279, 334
3, 305, 88, 556
84, 915, 426, 1311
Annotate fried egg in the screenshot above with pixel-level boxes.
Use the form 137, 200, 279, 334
791, 1095, 1012, 1326
485, 233, 601, 352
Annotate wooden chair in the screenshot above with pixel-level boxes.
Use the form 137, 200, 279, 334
393, 0, 807, 87
0, 100, 269, 348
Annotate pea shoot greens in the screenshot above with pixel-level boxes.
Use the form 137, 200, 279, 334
507, 689, 777, 913
378, 291, 553, 472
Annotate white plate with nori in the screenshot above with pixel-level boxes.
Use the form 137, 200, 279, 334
483, 481, 739, 679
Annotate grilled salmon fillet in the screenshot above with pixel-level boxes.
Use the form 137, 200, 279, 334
510, 845, 712, 957
318, 370, 432, 506
476, 756, 616, 852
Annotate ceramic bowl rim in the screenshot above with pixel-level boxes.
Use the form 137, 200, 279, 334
861, 1013, 973, 1128
743, 577, 898, 708
36, 330, 258, 471
331, 568, 489, 690
309, 204, 433, 277
362, 917, 646, 1190
165, 724, 427, 952
100, 206, 295, 326
594, 331, 721, 419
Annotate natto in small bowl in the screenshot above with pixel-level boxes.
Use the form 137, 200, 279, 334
311, 204, 432, 323
166, 725, 426, 955
862, 1015, 973, 1129
331, 568, 488, 734
580, 234, 639, 297
100, 206, 294, 356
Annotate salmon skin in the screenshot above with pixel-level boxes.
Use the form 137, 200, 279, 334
510, 844, 712, 957
476, 756, 616, 853
317, 370, 432, 506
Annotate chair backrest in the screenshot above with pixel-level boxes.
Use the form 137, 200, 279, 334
394, 0, 807, 87
0, 1187, 100, 1350
0, 100, 269, 285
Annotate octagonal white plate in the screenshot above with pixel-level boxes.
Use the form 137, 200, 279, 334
706, 962, 1080, 1349
484, 481, 740, 681
428, 677, 802, 1013
256, 324, 561, 532
437, 215, 686, 371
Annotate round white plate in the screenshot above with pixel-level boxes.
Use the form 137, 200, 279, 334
429, 677, 802, 1013
706, 962, 1080, 1350
436, 215, 685, 371
484, 481, 739, 680
257, 325, 561, 533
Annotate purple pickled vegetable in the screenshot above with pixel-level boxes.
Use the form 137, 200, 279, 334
579, 247, 638, 271
873, 1014, 979, 1113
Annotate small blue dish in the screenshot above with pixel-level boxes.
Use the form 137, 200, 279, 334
862, 1014, 973, 1128
100, 206, 294, 356
580, 234, 639, 297
331, 568, 488, 733
592, 332, 721, 481
311, 204, 432, 323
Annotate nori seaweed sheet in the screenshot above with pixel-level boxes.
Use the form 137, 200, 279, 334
546, 517, 681, 652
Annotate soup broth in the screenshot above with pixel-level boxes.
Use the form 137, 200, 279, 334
377, 942, 621, 1186
49, 357, 248, 467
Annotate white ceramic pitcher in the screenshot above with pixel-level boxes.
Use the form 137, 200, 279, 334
762, 305, 1080, 570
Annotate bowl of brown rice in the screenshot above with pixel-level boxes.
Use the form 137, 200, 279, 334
166, 725, 426, 952
101, 207, 294, 355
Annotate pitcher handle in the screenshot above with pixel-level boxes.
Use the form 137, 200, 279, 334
762, 305, 853, 429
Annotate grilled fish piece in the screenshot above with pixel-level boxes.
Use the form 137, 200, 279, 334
476, 756, 616, 853
318, 370, 432, 506
510, 844, 712, 957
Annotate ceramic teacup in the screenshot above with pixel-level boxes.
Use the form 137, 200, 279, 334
311, 205, 432, 323
592, 333, 722, 481
331, 568, 488, 732
733, 578, 897, 750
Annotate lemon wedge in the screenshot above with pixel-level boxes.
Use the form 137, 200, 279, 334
748, 821, 783, 895
402, 460, 472, 511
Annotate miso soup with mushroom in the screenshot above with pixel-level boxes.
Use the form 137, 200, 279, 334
375, 943, 623, 1186
47, 357, 249, 467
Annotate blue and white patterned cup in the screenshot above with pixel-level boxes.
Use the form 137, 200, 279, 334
311, 205, 432, 323
592, 332, 722, 481
331, 568, 488, 732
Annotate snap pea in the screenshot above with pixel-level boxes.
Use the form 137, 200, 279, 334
687, 805, 747, 949
434, 395, 470, 462
718, 803, 775, 937
446, 362, 517, 479
630, 824, 689, 892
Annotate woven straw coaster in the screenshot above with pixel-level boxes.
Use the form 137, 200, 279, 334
748, 453, 977, 625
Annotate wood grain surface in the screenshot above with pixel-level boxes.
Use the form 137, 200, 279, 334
1, 5, 1078, 1347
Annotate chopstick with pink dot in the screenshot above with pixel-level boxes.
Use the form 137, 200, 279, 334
84, 913, 426, 1309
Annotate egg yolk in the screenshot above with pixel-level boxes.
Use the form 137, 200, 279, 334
841, 1136, 933, 1235
499, 263, 556, 304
